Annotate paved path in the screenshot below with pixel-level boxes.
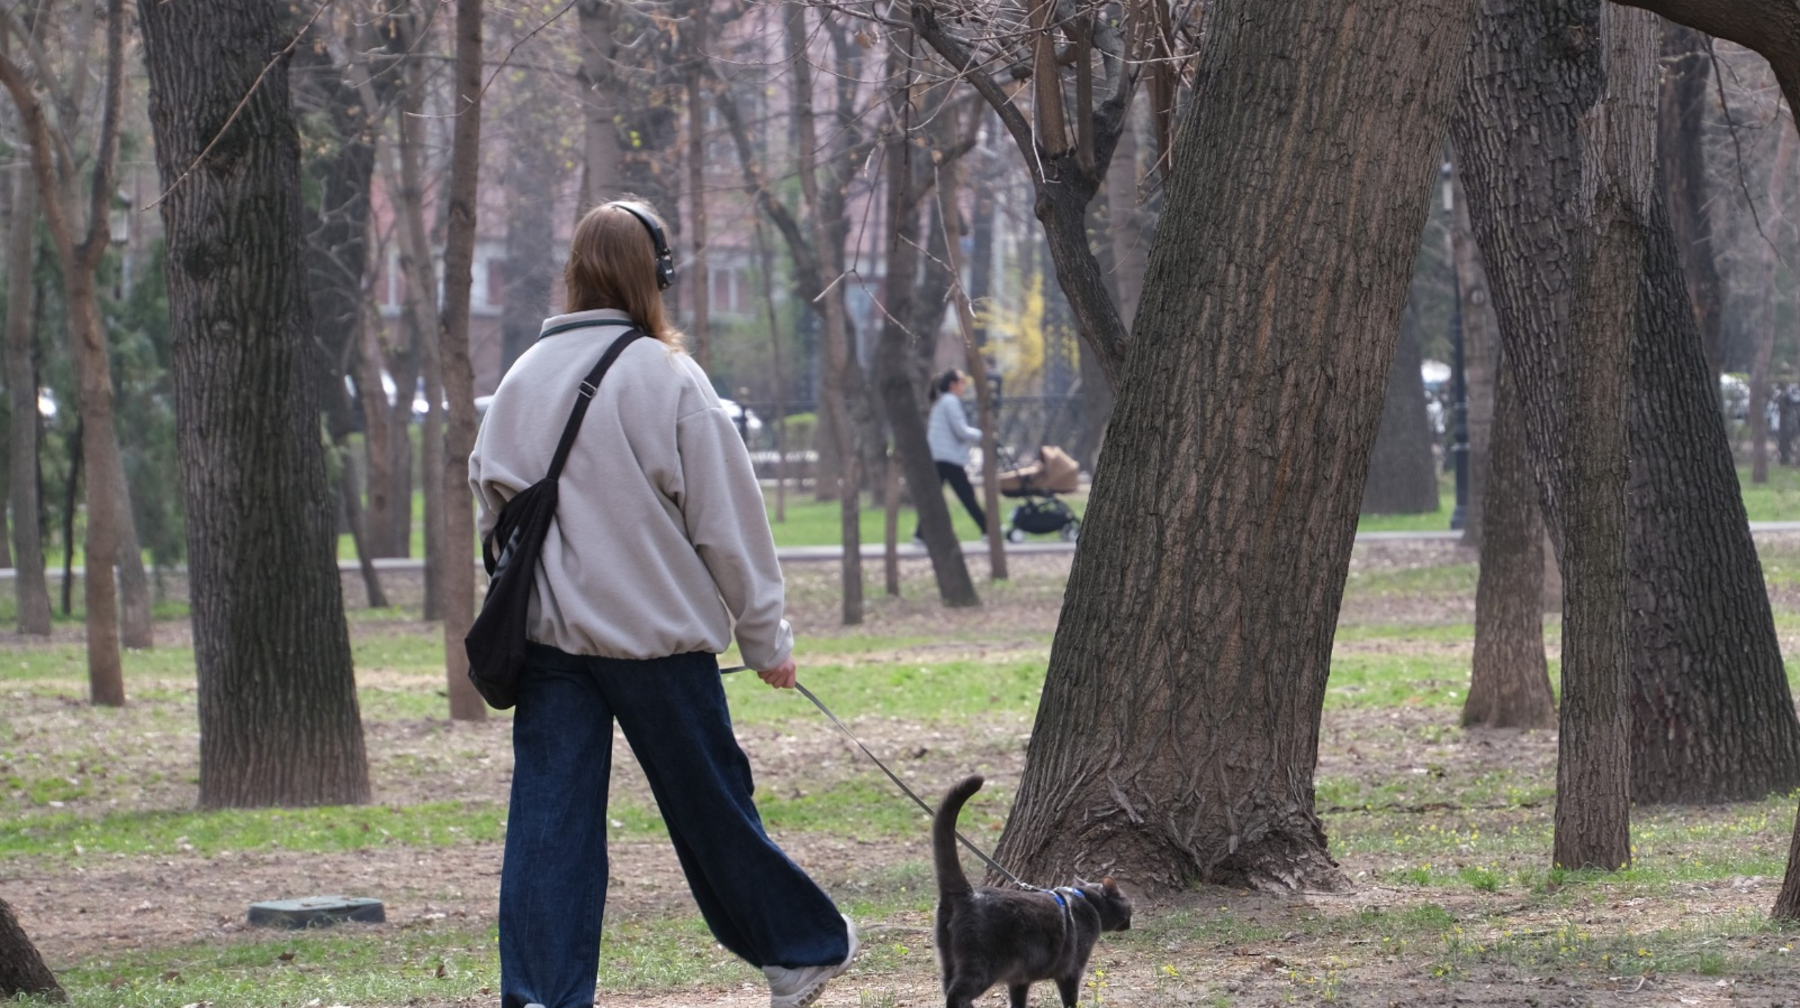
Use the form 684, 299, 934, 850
12, 523, 1800, 579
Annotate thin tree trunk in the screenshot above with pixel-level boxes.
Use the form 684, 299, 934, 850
576, 0, 626, 209
685, 17, 711, 372
394, 48, 445, 619
751, 215, 788, 522
873, 85, 979, 608
939, 168, 1007, 579
787, 6, 862, 623
0, 0, 128, 702
1750, 129, 1793, 484
356, 306, 403, 557
114, 479, 152, 648
3, 168, 51, 634
439, 0, 486, 720
1551, 4, 1653, 872
995, 0, 1476, 892
1465, 359, 1555, 729
1451, 162, 1498, 551
338, 452, 389, 608
141, 0, 371, 806
1656, 23, 1726, 378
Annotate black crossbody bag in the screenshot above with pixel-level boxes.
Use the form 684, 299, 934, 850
465, 327, 644, 709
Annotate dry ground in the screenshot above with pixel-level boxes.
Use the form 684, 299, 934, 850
6, 543, 1800, 1007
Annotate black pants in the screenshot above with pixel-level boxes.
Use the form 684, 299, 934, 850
917, 460, 986, 536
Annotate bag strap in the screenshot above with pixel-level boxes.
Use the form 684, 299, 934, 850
545, 328, 646, 481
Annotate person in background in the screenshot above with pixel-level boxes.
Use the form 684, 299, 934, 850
469, 199, 856, 1008
917, 367, 987, 541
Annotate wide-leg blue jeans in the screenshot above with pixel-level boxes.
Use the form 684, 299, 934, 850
498, 645, 849, 1008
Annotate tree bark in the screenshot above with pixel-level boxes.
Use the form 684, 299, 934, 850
994, 0, 1476, 892
1776, 798, 1800, 918
1458, 0, 1800, 817
1550, 4, 1651, 872
0, 898, 62, 1002
439, 0, 487, 721
1625, 194, 1800, 803
3, 168, 51, 635
140, 0, 371, 806
1656, 23, 1727, 379
1465, 360, 1556, 729
576, 0, 627, 209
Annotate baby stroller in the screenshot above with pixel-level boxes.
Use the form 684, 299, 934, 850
998, 445, 1082, 542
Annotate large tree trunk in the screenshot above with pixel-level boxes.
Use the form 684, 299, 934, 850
1455, 0, 1644, 871
1625, 196, 1800, 802
0, 898, 62, 1002
1361, 308, 1440, 515
1656, 23, 1726, 378
140, 0, 371, 807
3, 168, 51, 635
994, 0, 1475, 892
1551, 5, 1652, 872
438, 0, 486, 722
1458, 0, 1800, 818
1465, 360, 1556, 730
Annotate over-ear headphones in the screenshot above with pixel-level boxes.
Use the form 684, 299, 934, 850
606, 200, 675, 291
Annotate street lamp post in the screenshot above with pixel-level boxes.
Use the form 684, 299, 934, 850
1443, 162, 1470, 531
108, 190, 132, 300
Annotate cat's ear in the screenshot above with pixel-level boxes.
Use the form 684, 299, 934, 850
1101, 877, 1119, 893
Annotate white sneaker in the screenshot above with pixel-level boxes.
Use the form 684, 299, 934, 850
764, 915, 858, 1008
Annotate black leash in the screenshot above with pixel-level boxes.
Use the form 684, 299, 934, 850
721, 661, 1035, 890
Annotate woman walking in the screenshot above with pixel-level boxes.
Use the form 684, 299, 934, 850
918, 368, 987, 540
469, 199, 856, 1008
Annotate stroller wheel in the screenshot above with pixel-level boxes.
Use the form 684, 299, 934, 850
1060, 519, 1081, 542
1006, 526, 1026, 543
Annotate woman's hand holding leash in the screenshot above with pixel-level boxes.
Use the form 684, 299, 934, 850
758, 657, 798, 689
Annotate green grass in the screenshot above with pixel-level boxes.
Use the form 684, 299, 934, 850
0, 801, 511, 860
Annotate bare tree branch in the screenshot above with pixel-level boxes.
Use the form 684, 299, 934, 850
1610, 0, 1800, 128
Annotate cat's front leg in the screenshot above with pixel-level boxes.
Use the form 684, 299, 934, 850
1054, 975, 1081, 1007
1008, 982, 1032, 1008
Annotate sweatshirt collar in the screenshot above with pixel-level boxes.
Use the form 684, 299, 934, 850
539, 309, 635, 338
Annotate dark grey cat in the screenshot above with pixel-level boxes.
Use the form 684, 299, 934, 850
933, 775, 1132, 1008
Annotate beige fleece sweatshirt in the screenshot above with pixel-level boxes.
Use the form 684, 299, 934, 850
467, 309, 794, 670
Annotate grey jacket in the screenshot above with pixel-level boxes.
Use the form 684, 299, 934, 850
927, 393, 981, 466
468, 309, 793, 669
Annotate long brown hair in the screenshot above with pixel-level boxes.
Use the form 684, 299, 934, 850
563, 201, 685, 348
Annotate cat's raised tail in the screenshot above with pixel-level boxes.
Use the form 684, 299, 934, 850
933, 775, 985, 898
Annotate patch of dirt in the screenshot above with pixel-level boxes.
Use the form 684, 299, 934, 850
7, 542, 1800, 1008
